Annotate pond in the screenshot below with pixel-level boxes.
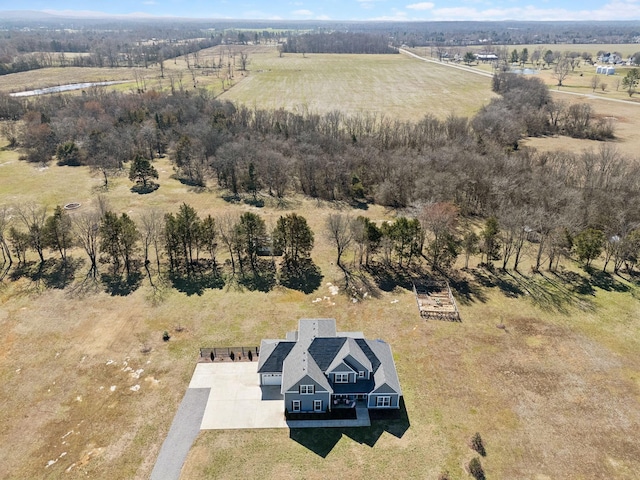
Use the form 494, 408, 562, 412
9, 80, 129, 97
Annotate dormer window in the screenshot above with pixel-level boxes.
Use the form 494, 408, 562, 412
300, 385, 314, 394
335, 373, 349, 383
358, 371, 365, 378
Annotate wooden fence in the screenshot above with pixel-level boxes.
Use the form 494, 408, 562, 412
199, 346, 260, 362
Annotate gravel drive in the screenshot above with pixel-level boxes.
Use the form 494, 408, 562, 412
150, 387, 210, 480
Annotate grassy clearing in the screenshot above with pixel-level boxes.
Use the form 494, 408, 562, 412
0, 145, 639, 479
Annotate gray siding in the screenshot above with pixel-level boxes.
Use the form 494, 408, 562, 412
285, 391, 331, 412
368, 393, 400, 409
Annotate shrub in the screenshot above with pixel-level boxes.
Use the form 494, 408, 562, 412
468, 457, 486, 480
469, 432, 486, 456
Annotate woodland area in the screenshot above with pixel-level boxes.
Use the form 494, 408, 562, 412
1, 69, 640, 296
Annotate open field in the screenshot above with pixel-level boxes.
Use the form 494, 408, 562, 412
216, 48, 497, 120
1, 142, 640, 479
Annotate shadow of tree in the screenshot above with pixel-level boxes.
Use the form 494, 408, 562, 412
130, 182, 159, 194
169, 271, 225, 296
364, 263, 426, 292
552, 270, 595, 296
280, 259, 323, 294
9, 258, 82, 290
586, 268, 630, 293
470, 266, 524, 298
238, 259, 276, 292
289, 399, 410, 457
100, 270, 143, 296
447, 271, 488, 305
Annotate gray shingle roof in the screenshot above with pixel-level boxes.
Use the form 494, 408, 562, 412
256, 340, 295, 373
297, 318, 337, 346
326, 337, 372, 374
365, 339, 402, 395
281, 344, 332, 393
258, 319, 402, 397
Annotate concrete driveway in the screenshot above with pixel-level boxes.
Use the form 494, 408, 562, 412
189, 362, 287, 430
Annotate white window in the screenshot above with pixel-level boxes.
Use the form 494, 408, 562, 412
314, 400, 322, 412
300, 385, 314, 394
292, 400, 301, 412
358, 371, 365, 378
335, 373, 349, 383
376, 396, 391, 407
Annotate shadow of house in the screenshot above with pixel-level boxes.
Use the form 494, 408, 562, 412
289, 398, 410, 457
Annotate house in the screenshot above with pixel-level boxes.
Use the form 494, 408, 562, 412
257, 318, 402, 414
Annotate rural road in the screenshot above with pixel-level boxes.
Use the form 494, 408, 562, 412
399, 48, 640, 107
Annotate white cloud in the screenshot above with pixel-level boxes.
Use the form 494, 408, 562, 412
406, 2, 434, 10
293, 9, 313, 15
428, 1, 640, 21
316, 14, 332, 20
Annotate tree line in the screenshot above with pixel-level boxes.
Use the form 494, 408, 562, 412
281, 32, 397, 54
2, 198, 640, 298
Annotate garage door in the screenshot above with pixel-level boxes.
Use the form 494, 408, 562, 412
261, 373, 282, 386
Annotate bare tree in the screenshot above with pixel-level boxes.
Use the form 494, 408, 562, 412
553, 56, 571, 87
139, 208, 164, 273
325, 213, 353, 269
0, 205, 13, 276
16, 203, 47, 263
217, 212, 241, 275
73, 209, 101, 277
238, 51, 249, 71
591, 75, 600, 92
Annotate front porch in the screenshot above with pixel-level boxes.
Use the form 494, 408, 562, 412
332, 394, 368, 409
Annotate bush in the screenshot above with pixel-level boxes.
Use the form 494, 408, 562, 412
469, 432, 486, 456
468, 457, 486, 480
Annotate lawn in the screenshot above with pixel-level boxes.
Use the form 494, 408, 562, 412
0, 144, 639, 479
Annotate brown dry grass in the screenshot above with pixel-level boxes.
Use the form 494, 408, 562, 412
0, 143, 639, 479
0, 45, 640, 479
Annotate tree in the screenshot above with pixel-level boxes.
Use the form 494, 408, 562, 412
622, 68, 640, 97
420, 202, 460, 271
128, 154, 159, 190
552, 57, 571, 87
543, 49, 554, 68
235, 212, 267, 274
73, 209, 101, 277
510, 49, 519, 64
0, 205, 13, 272
463, 51, 476, 65
55, 141, 82, 166
217, 212, 241, 275
461, 229, 479, 269
384, 217, 422, 267
520, 48, 529, 66
272, 213, 314, 268
591, 75, 600, 93
574, 228, 604, 267
326, 213, 353, 269
42, 205, 73, 262
16, 203, 47, 263
100, 211, 139, 275
139, 208, 164, 272
164, 203, 201, 272
352, 216, 382, 267
480, 216, 500, 265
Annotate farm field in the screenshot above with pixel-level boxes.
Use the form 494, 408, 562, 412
216, 48, 497, 120
1, 141, 640, 479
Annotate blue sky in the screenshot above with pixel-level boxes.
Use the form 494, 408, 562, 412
5, 0, 640, 21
